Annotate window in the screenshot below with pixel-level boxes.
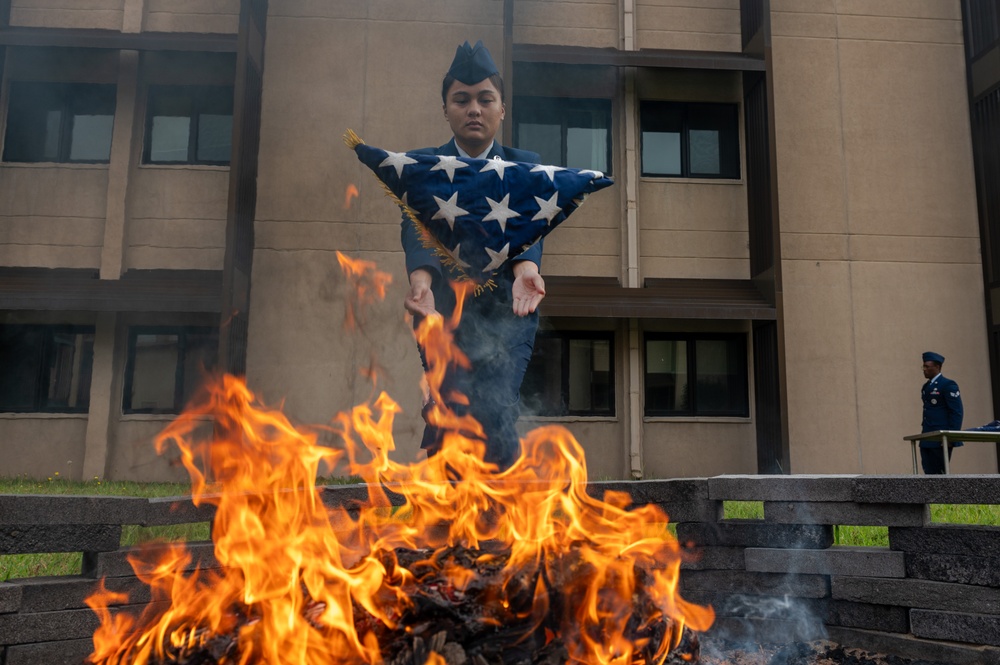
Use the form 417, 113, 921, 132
521, 331, 614, 416
645, 334, 748, 417
123, 326, 219, 414
2, 82, 116, 163
514, 97, 612, 174
143, 86, 233, 165
640, 101, 740, 179
0, 325, 94, 412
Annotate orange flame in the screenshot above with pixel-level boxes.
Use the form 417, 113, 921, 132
344, 184, 360, 209
88, 257, 712, 665
336, 251, 392, 331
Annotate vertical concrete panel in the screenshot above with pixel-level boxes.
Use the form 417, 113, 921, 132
781, 260, 861, 473
837, 40, 977, 238
851, 262, 995, 474
82, 313, 118, 480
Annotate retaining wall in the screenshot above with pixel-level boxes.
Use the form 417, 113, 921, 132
2, 476, 1000, 664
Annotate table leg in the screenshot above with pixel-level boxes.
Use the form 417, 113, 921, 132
911, 440, 918, 474
942, 435, 950, 474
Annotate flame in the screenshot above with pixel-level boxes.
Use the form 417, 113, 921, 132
335, 251, 392, 332
88, 254, 712, 665
344, 184, 360, 209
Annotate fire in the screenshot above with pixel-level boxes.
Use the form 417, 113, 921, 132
335, 251, 392, 332
87, 254, 713, 665
344, 184, 360, 209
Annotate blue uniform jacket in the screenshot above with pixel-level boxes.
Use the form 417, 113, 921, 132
921, 375, 964, 448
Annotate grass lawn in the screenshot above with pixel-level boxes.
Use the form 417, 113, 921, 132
723, 501, 1000, 546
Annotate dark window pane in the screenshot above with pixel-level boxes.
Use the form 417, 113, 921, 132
0, 327, 45, 411
144, 86, 233, 165
69, 114, 114, 161
514, 97, 612, 174
130, 334, 180, 411
645, 339, 688, 414
645, 334, 748, 417
521, 335, 564, 415
150, 116, 191, 162
522, 332, 614, 417
695, 339, 747, 415
125, 327, 219, 413
519, 122, 562, 166
3, 82, 115, 163
196, 114, 232, 162
640, 101, 740, 178
45, 331, 94, 410
0, 325, 95, 412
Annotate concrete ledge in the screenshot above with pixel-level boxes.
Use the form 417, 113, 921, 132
763, 501, 927, 527
677, 520, 833, 549
681, 570, 829, 598
0, 583, 23, 614
0, 607, 102, 644
7, 575, 150, 613
852, 476, 1000, 505
826, 626, 1000, 665
708, 475, 858, 502
825, 599, 909, 633
832, 576, 1000, 614
745, 546, 905, 578
681, 545, 746, 571
0, 494, 212, 527
905, 552, 1000, 587
82, 541, 217, 578
2, 637, 94, 665
890, 524, 1000, 557
911, 609, 1000, 647
0, 524, 121, 555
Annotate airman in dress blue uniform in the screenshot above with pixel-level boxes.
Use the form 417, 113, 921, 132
920, 351, 963, 474
400, 41, 544, 470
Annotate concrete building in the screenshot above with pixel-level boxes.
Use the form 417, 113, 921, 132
1, 0, 997, 482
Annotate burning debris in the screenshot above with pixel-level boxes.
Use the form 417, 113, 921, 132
85, 256, 712, 664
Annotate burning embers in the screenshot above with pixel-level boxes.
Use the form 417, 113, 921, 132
85, 255, 713, 665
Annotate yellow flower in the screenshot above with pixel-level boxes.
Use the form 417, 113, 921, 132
54, 472, 59, 476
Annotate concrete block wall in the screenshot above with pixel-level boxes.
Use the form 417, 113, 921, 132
2, 476, 1000, 663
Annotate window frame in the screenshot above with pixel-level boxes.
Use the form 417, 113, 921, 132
643, 332, 749, 418
521, 329, 616, 418
512, 95, 613, 176
142, 84, 234, 166
122, 325, 218, 414
0, 324, 95, 413
2, 81, 117, 164
639, 100, 741, 179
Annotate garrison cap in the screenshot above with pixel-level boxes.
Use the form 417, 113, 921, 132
922, 351, 945, 364
447, 40, 499, 84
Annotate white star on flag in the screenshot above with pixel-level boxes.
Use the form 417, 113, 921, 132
531, 192, 561, 224
431, 192, 469, 231
482, 243, 510, 273
581, 169, 605, 179
379, 150, 417, 177
482, 194, 519, 233
443, 242, 471, 270
430, 155, 468, 182
479, 158, 516, 180
531, 164, 565, 182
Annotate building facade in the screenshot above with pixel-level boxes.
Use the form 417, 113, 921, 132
0, 0, 996, 482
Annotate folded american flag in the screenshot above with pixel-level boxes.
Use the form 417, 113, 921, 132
345, 130, 614, 288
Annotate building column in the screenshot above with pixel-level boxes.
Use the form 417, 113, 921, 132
99, 49, 140, 280
82, 312, 119, 480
